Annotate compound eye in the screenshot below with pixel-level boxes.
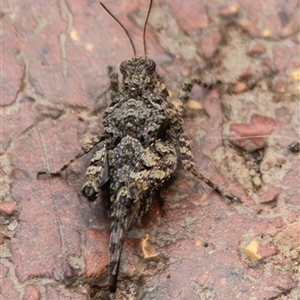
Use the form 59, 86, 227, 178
120, 60, 128, 74
145, 59, 156, 73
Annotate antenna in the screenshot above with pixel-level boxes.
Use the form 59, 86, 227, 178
99, 2, 137, 56
143, 0, 153, 55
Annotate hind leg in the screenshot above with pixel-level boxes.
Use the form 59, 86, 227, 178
81, 142, 110, 201
167, 79, 239, 202
177, 129, 239, 202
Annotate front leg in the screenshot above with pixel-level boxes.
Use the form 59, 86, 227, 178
180, 78, 220, 105
179, 78, 195, 105
37, 134, 106, 178
110, 72, 119, 102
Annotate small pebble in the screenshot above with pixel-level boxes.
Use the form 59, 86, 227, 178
244, 239, 261, 260
249, 169, 257, 176
69, 29, 80, 42
187, 100, 203, 111
7, 219, 18, 231
218, 4, 240, 17
232, 82, 248, 94
252, 176, 262, 187
85, 43, 94, 52
291, 71, 300, 81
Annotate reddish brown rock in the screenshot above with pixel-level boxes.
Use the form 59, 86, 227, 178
238, 68, 253, 81
229, 114, 277, 151
199, 29, 222, 59
271, 77, 287, 94
84, 229, 110, 279
0, 263, 9, 279
169, 1, 209, 35
1, 97, 37, 153
259, 186, 282, 204
23, 285, 41, 300
45, 284, 87, 300
273, 44, 299, 74
258, 242, 278, 259
261, 56, 276, 75
1, 20, 24, 106
0, 279, 20, 300
247, 43, 266, 56
2, 0, 299, 298
218, 4, 240, 17
35, 104, 63, 119
274, 222, 300, 251
197, 273, 211, 285
0, 233, 5, 245
240, 20, 260, 38
0, 201, 18, 216
253, 265, 295, 299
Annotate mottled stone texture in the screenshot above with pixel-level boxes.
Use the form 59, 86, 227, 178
1, 0, 299, 299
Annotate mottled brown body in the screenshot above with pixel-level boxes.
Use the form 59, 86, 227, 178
86, 57, 203, 292
38, 55, 238, 292
38, 2, 238, 294
45, 56, 237, 292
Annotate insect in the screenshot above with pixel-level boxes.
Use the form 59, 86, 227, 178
38, 0, 238, 292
